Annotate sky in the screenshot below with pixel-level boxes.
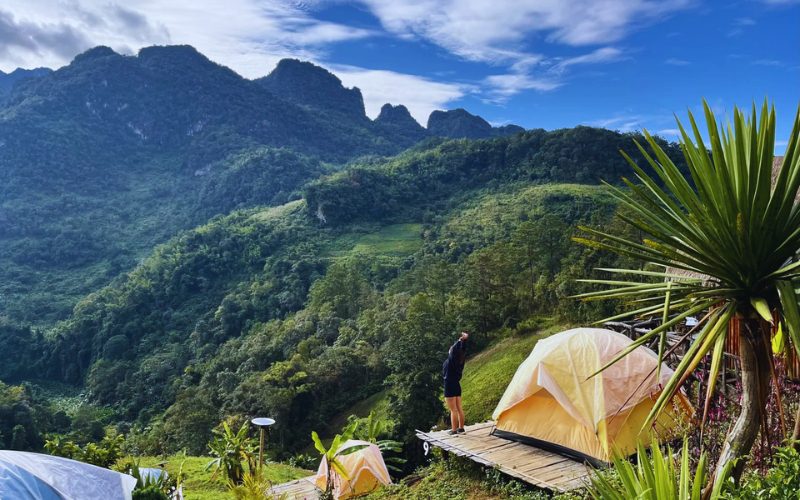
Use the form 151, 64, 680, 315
0, 0, 798, 145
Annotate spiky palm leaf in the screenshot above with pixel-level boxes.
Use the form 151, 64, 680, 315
588, 438, 731, 500
575, 100, 800, 430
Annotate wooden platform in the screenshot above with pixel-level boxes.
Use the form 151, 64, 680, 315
416, 421, 593, 493
269, 475, 319, 499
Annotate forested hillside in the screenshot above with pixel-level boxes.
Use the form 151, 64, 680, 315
0, 43, 689, 466
0, 46, 526, 325
1, 125, 686, 460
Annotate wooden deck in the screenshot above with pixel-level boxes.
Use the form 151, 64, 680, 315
416, 421, 593, 493
269, 475, 319, 499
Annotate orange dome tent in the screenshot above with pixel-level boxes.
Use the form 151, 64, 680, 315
491, 328, 692, 466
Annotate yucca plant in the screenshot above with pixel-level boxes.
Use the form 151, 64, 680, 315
575, 100, 800, 486
589, 439, 730, 500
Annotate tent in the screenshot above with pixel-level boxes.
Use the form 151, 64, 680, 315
491, 328, 692, 466
314, 440, 392, 499
0, 450, 137, 500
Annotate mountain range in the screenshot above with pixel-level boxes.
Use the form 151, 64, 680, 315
0, 45, 522, 325
0, 44, 687, 459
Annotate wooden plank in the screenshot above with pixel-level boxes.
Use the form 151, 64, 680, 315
268, 476, 319, 500
416, 421, 592, 493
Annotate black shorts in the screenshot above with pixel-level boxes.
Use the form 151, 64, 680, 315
444, 378, 461, 398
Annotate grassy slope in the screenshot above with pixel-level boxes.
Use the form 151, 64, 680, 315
328, 319, 574, 436
461, 321, 570, 424
133, 455, 310, 500
367, 322, 581, 500
325, 223, 423, 258
327, 389, 391, 435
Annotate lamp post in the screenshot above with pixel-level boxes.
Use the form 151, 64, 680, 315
251, 417, 276, 469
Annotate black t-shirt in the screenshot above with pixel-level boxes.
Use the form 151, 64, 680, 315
442, 339, 467, 380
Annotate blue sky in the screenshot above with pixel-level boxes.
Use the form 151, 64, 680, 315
1, 0, 798, 145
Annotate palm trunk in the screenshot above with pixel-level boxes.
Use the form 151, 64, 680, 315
712, 317, 771, 485
793, 405, 800, 450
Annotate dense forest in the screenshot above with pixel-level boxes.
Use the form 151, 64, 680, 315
0, 44, 687, 466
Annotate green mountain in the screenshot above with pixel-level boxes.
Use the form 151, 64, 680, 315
0, 43, 690, 464
6, 125, 683, 456
374, 104, 428, 144
0, 46, 435, 324
0, 67, 51, 99
427, 108, 525, 139
256, 58, 368, 121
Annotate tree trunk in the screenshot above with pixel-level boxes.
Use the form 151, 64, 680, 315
711, 317, 771, 486
793, 404, 800, 450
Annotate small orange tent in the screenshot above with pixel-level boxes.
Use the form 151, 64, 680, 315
314, 440, 392, 499
492, 328, 692, 466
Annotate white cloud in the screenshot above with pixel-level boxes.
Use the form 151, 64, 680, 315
752, 59, 785, 67
479, 46, 623, 102
733, 17, 756, 26
665, 58, 690, 66
0, 0, 371, 76
549, 46, 624, 74
356, 1, 683, 100
357, 0, 691, 63
331, 65, 470, 123
0, 0, 468, 122
587, 114, 647, 132
0, 0, 698, 118
483, 73, 561, 102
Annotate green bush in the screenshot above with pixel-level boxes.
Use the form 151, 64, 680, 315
588, 439, 730, 500
206, 419, 257, 485
44, 432, 124, 468
736, 446, 800, 499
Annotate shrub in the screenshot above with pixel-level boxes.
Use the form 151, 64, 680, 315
736, 446, 800, 499
205, 419, 257, 485
588, 439, 731, 500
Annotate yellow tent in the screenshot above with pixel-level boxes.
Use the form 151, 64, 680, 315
491, 328, 692, 466
314, 440, 392, 499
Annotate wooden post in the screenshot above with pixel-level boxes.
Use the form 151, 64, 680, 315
259, 427, 265, 469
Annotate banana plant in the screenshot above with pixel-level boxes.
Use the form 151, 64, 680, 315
206, 420, 257, 485
311, 430, 368, 500
344, 411, 406, 474
574, 100, 800, 487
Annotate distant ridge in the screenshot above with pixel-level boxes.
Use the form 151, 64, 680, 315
375, 103, 428, 142
427, 108, 524, 139
256, 58, 367, 120
0, 67, 52, 97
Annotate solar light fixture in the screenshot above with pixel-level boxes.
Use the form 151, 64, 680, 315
251, 417, 276, 469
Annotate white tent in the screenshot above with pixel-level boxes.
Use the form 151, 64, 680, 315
492, 328, 692, 464
0, 451, 137, 500
314, 440, 392, 499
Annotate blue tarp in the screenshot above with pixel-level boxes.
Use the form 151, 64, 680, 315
0, 451, 137, 500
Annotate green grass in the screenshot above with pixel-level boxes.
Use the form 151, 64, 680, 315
327, 389, 391, 435
350, 224, 423, 256
461, 320, 568, 424
130, 455, 310, 500
325, 223, 423, 258
364, 455, 553, 500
